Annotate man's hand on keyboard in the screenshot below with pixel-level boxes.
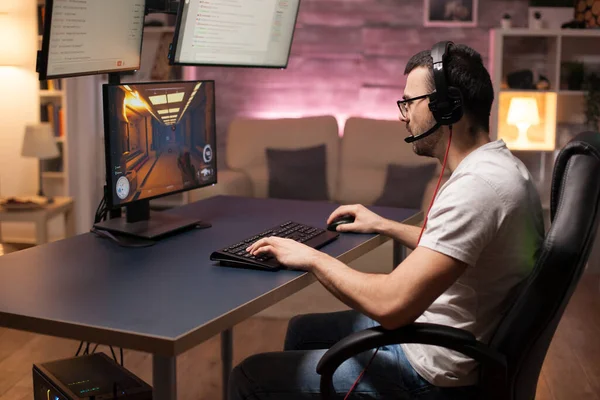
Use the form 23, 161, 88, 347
327, 204, 387, 234
246, 237, 324, 271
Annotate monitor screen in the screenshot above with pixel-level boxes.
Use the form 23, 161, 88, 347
38, 0, 145, 80
170, 0, 300, 68
103, 80, 217, 209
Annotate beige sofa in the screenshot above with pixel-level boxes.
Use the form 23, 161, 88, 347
189, 115, 444, 211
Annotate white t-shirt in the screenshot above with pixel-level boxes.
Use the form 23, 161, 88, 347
401, 139, 544, 387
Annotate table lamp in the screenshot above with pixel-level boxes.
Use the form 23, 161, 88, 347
507, 97, 541, 149
21, 123, 59, 199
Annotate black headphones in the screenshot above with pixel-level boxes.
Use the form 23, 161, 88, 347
405, 41, 464, 143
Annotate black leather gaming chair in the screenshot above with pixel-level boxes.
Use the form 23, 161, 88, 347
317, 131, 600, 400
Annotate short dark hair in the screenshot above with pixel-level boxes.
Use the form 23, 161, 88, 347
404, 44, 494, 133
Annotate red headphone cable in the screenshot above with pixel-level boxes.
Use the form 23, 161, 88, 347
417, 125, 453, 244
341, 126, 453, 400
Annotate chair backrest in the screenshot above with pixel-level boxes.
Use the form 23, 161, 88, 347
484, 132, 600, 400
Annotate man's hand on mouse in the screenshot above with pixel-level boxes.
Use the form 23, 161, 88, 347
327, 204, 387, 233
246, 237, 325, 271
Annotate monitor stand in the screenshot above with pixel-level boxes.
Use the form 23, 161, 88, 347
93, 199, 211, 240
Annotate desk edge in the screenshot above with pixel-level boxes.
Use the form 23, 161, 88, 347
171, 209, 423, 356
0, 311, 176, 356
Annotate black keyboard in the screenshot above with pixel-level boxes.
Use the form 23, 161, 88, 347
210, 221, 339, 271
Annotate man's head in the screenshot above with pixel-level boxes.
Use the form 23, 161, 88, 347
401, 43, 494, 157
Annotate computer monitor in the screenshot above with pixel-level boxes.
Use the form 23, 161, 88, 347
37, 0, 146, 80
94, 80, 217, 240
169, 0, 301, 68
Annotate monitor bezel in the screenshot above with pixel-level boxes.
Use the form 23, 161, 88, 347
102, 79, 218, 210
37, 0, 146, 80
168, 0, 301, 69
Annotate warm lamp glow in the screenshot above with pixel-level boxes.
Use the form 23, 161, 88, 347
0, 12, 29, 66
507, 97, 540, 148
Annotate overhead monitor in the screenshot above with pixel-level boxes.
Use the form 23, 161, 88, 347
37, 0, 146, 80
170, 0, 301, 68
94, 80, 217, 239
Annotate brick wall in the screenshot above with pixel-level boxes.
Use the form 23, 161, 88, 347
188, 0, 530, 167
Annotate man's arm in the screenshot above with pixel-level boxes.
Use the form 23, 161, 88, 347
327, 204, 423, 250
309, 246, 467, 330
377, 219, 422, 251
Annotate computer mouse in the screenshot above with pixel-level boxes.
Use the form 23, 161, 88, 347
327, 215, 355, 232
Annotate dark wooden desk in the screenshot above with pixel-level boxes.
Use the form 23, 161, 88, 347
0, 196, 421, 400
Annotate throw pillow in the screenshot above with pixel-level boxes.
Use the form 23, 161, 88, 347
266, 144, 329, 201
373, 163, 437, 209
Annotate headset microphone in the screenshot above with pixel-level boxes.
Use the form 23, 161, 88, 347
404, 122, 441, 143
345, 41, 462, 400
404, 41, 463, 144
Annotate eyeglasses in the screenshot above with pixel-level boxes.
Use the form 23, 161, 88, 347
397, 92, 435, 119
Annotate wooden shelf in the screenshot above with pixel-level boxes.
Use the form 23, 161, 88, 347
37, 0, 69, 203
42, 172, 65, 179
493, 28, 600, 38
558, 90, 588, 96
499, 89, 553, 93
40, 90, 64, 98
499, 90, 589, 95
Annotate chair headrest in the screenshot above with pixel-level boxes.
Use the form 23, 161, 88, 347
551, 131, 600, 221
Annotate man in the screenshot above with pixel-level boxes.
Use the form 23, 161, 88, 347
228, 43, 544, 399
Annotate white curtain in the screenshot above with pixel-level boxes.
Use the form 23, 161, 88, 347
65, 75, 106, 234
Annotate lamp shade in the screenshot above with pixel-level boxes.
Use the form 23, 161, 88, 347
21, 123, 60, 160
507, 97, 540, 127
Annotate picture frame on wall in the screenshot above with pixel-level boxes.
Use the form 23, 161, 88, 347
424, 0, 478, 27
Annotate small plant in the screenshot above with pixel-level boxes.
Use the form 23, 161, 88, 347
501, 13, 512, 28
534, 11, 542, 19
562, 61, 585, 90
584, 73, 600, 130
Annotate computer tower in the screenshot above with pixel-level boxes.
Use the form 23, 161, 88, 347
33, 353, 152, 400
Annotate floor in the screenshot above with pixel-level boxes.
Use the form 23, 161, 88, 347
0, 243, 598, 400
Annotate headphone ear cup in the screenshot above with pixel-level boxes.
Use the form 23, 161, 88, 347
445, 86, 464, 125
427, 92, 442, 123
428, 89, 463, 125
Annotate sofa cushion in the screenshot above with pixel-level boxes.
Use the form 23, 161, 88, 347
226, 116, 339, 199
266, 144, 329, 201
373, 163, 438, 209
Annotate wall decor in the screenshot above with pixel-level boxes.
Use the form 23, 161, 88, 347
574, 0, 600, 28
424, 0, 478, 27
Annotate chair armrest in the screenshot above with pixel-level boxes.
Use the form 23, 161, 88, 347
316, 323, 507, 399
187, 169, 253, 202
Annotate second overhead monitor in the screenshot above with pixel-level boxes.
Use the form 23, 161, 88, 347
170, 0, 301, 68
37, 0, 145, 80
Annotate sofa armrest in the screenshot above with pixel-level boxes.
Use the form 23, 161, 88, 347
187, 169, 253, 203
